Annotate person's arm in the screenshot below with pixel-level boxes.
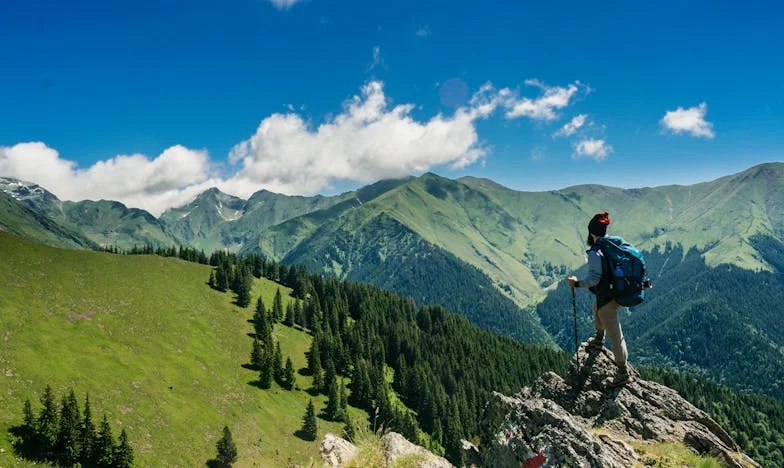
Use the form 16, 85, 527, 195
574, 250, 603, 288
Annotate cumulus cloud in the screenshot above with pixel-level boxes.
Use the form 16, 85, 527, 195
554, 114, 588, 137
268, 0, 301, 10
503, 79, 584, 120
573, 139, 612, 161
660, 102, 714, 138
0, 142, 215, 216
224, 80, 493, 196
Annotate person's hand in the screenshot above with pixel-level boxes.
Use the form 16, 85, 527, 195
568, 276, 578, 288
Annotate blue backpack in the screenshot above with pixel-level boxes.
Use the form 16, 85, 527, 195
596, 236, 649, 307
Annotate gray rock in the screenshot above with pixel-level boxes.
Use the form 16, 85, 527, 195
382, 432, 453, 467
319, 431, 452, 467
320, 433, 358, 467
480, 342, 760, 468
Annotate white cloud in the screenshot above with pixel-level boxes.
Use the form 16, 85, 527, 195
554, 114, 587, 137
224, 80, 494, 196
0, 142, 215, 216
660, 102, 714, 138
573, 138, 613, 161
416, 25, 431, 37
268, 0, 301, 10
502, 79, 584, 120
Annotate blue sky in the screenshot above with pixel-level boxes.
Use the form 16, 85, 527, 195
1, 0, 782, 213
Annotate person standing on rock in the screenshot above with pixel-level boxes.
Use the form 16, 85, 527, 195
567, 211, 630, 387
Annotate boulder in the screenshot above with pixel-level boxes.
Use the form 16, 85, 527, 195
320, 431, 452, 467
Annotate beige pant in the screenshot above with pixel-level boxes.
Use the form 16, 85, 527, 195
593, 300, 628, 368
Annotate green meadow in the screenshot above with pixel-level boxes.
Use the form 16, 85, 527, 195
0, 232, 351, 466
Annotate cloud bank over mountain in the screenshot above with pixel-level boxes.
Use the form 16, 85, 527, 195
1, 79, 595, 215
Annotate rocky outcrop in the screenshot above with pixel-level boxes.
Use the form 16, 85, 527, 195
480, 342, 760, 468
320, 433, 358, 466
320, 431, 453, 467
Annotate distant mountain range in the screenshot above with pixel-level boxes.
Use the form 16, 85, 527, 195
2, 163, 783, 397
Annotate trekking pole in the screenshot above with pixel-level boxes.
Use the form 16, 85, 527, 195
571, 286, 579, 364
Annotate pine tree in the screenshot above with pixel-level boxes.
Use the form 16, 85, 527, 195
324, 379, 340, 420
215, 263, 229, 292
208, 270, 216, 289
302, 400, 318, 441
293, 300, 303, 328
339, 379, 349, 421
253, 298, 270, 343
55, 389, 81, 465
236, 267, 252, 308
22, 398, 35, 431
259, 352, 273, 389
308, 339, 323, 391
37, 385, 59, 457
80, 394, 96, 466
215, 426, 237, 467
283, 357, 295, 390
94, 414, 115, 466
250, 338, 263, 369
272, 288, 284, 322
284, 302, 295, 327
113, 429, 134, 468
323, 359, 337, 395
273, 342, 284, 383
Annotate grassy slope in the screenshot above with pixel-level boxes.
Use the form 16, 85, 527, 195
0, 232, 347, 466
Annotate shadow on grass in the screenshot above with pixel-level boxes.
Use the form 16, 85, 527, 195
293, 429, 315, 442
298, 367, 310, 376
8, 425, 46, 463
245, 332, 257, 339
205, 459, 220, 468
247, 380, 270, 390
241, 363, 257, 371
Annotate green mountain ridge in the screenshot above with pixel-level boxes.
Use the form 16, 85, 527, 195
0, 190, 97, 250
0, 177, 178, 249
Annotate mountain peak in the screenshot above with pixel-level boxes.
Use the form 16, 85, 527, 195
480, 342, 759, 467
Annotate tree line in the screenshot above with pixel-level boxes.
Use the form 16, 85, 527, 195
12, 386, 133, 467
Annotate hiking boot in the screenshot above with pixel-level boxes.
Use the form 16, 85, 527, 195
608, 366, 631, 388
587, 334, 605, 350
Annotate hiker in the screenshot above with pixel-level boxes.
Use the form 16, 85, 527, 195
568, 211, 630, 386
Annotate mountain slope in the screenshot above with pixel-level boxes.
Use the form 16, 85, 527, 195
61, 199, 176, 248
283, 211, 552, 344
0, 190, 96, 250
0, 177, 177, 249
158, 184, 382, 252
